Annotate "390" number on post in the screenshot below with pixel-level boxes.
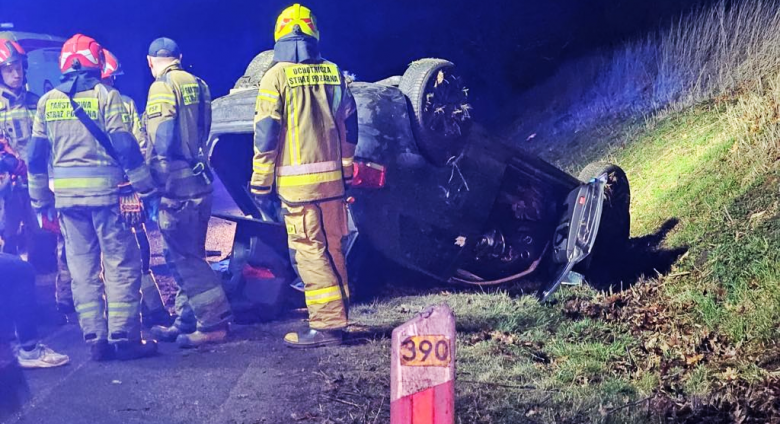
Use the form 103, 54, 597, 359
400, 335, 451, 367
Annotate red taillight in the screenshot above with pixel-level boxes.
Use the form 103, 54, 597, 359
352, 161, 386, 189
242, 264, 275, 280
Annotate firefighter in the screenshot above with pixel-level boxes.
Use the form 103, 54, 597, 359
251, 4, 357, 348
101, 50, 147, 153
0, 38, 74, 314
26, 34, 158, 360
144, 37, 232, 348
101, 48, 172, 328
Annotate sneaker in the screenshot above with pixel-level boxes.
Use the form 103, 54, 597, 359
176, 327, 228, 349
90, 339, 115, 362
283, 329, 343, 349
17, 343, 70, 369
114, 340, 158, 361
150, 324, 193, 342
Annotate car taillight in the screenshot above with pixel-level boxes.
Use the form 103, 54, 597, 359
352, 161, 386, 189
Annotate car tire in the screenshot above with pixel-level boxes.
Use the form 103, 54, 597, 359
577, 162, 631, 268
233, 50, 276, 91
398, 59, 472, 165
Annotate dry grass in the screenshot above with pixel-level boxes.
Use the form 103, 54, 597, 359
512, 0, 780, 154
312, 1, 780, 422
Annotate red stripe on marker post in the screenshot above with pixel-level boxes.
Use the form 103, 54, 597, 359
391, 304, 455, 424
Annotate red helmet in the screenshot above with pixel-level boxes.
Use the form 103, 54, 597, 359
0, 38, 26, 68
59, 34, 103, 73
101, 49, 123, 79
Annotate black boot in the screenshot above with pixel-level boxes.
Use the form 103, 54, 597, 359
90, 340, 115, 362
142, 310, 174, 328
283, 329, 343, 349
114, 340, 158, 361
150, 324, 193, 342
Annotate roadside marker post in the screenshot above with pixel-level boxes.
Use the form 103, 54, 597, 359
390, 304, 455, 424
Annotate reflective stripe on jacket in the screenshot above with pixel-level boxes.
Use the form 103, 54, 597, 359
0, 85, 38, 154
250, 60, 357, 204
144, 61, 212, 200
27, 82, 155, 209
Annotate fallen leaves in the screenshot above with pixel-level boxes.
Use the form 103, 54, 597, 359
560, 279, 780, 422
663, 376, 780, 423
687, 354, 705, 366
464, 330, 551, 364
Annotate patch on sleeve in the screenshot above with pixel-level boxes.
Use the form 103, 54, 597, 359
146, 103, 162, 119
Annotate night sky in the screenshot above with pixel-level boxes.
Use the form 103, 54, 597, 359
1, 0, 711, 126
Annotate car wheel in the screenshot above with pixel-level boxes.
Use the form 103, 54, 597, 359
233, 50, 276, 91
577, 162, 631, 268
398, 59, 472, 165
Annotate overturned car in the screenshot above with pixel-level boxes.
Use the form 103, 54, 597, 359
207, 52, 631, 318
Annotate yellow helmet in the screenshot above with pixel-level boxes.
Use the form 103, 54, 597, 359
274, 4, 319, 41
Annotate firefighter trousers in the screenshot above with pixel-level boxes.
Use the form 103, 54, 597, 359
56, 224, 165, 315
282, 199, 350, 330
158, 194, 231, 331
59, 205, 143, 343
55, 235, 73, 307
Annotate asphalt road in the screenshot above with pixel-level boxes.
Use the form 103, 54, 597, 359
2, 203, 349, 424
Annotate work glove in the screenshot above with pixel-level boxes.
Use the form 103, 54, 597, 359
0, 152, 19, 175
34, 205, 58, 233
143, 195, 162, 223
253, 193, 280, 223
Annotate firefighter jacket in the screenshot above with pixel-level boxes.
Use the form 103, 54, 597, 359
26, 73, 156, 210
250, 59, 358, 205
145, 61, 212, 200
121, 95, 147, 153
0, 84, 38, 154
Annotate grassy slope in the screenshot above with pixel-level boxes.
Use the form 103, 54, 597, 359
316, 100, 780, 423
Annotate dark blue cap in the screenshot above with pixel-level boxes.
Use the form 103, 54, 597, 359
148, 37, 180, 58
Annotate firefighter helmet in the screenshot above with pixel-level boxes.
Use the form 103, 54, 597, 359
0, 38, 26, 68
101, 49, 123, 79
59, 34, 103, 73
274, 4, 319, 41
